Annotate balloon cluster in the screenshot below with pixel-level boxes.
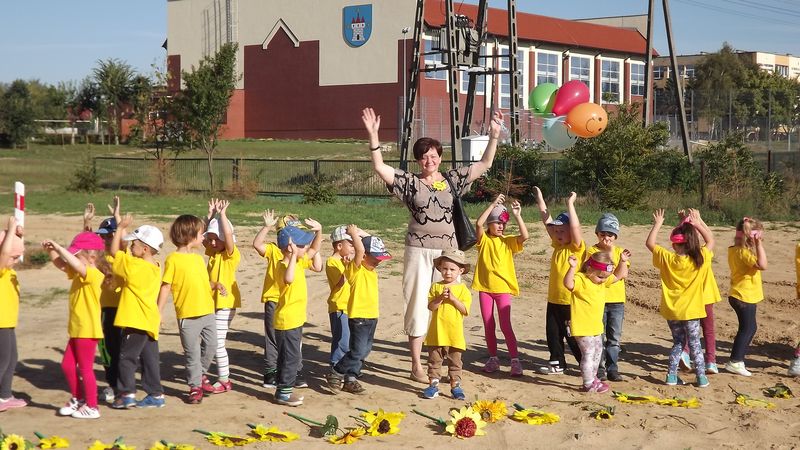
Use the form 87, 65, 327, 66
529, 80, 608, 150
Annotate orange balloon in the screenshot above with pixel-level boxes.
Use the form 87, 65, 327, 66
565, 103, 608, 138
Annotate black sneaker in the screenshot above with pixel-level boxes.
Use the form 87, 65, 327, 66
607, 371, 624, 382
263, 372, 277, 388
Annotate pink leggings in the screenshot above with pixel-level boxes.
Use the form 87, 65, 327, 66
479, 292, 518, 358
61, 338, 99, 408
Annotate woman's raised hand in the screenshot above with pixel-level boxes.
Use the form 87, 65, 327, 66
361, 107, 381, 136
489, 110, 504, 139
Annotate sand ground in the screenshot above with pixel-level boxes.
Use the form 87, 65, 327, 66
2, 214, 799, 449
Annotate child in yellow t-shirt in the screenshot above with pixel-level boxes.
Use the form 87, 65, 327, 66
326, 226, 355, 367
725, 217, 767, 377
422, 249, 472, 400
43, 232, 106, 419
646, 208, 713, 388
202, 199, 241, 394
252, 211, 298, 388
272, 221, 323, 407
473, 194, 528, 377
158, 214, 220, 405
792, 244, 800, 376
327, 225, 391, 395
586, 213, 630, 382
0, 217, 26, 413
110, 209, 165, 409
534, 187, 585, 375
564, 251, 629, 394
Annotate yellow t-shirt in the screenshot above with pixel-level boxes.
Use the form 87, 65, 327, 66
728, 246, 763, 304
162, 252, 216, 319
703, 261, 722, 305
570, 272, 616, 337
260, 243, 283, 303
472, 234, 523, 295
346, 262, 379, 319
274, 256, 313, 330
112, 251, 162, 340
99, 254, 123, 308
325, 256, 350, 313
586, 245, 629, 303
795, 244, 799, 299
67, 266, 104, 339
547, 239, 586, 305
207, 246, 242, 309
652, 245, 711, 321
0, 268, 20, 328
424, 282, 472, 350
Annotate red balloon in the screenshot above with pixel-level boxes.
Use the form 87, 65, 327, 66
551, 80, 590, 116
565, 102, 608, 138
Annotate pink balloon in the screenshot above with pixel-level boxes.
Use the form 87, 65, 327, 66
551, 80, 590, 116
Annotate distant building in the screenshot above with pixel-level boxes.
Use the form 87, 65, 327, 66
653, 51, 800, 85
166, 0, 653, 142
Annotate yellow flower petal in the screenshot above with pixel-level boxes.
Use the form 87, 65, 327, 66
40, 436, 70, 449
329, 427, 366, 445
510, 409, 560, 425
472, 400, 508, 423
250, 425, 299, 442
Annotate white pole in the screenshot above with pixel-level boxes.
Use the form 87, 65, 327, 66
14, 181, 24, 262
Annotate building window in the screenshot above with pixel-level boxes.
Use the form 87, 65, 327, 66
498, 47, 525, 109
424, 38, 446, 80
653, 66, 666, 80
601, 59, 620, 103
776, 64, 789, 77
679, 64, 694, 79
630, 63, 645, 97
536, 51, 559, 86
461, 43, 488, 95
570, 55, 591, 88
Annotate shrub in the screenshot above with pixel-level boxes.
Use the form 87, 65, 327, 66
598, 166, 646, 209
68, 156, 99, 192
465, 142, 545, 204
302, 176, 337, 204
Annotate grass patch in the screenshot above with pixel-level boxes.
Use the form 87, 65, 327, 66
23, 287, 68, 307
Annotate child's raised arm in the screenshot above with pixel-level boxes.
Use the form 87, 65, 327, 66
83, 203, 95, 232
612, 249, 631, 282
347, 224, 365, 268
566, 192, 582, 247
0, 217, 20, 269
206, 198, 219, 224
510, 200, 529, 244
645, 209, 665, 252
475, 194, 504, 242
688, 208, 714, 252
41, 240, 74, 274
534, 186, 557, 240
753, 233, 768, 270
284, 243, 298, 284
252, 209, 276, 257
304, 218, 323, 262
217, 199, 235, 256
111, 213, 133, 257
563, 255, 578, 291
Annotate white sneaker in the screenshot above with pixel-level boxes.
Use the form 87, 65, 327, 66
725, 361, 752, 377
101, 386, 115, 403
58, 397, 84, 416
71, 404, 101, 419
789, 357, 800, 377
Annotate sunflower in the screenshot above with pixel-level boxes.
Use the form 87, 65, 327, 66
1, 434, 27, 450
431, 180, 447, 191
360, 409, 405, 436
329, 427, 365, 445
471, 400, 508, 423
249, 424, 299, 442
87, 441, 134, 450
39, 436, 69, 449
510, 409, 560, 425
445, 406, 487, 439
148, 442, 196, 450
202, 432, 254, 448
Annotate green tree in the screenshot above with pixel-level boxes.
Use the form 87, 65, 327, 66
173, 42, 239, 193
69, 77, 103, 143
93, 58, 135, 145
0, 80, 37, 148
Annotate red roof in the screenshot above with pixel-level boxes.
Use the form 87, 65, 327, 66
424, 3, 652, 56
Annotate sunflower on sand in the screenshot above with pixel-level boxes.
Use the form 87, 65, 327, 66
1, 434, 27, 450
359, 409, 405, 436
329, 427, 366, 445
247, 424, 299, 443
445, 406, 487, 439
471, 400, 508, 423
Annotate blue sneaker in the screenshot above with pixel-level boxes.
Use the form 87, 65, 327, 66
696, 375, 710, 388
422, 381, 439, 399
111, 394, 136, 409
665, 373, 686, 386
679, 352, 692, 372
705, 362, 719, 374
450, 383, 466, 401
136, 394, 165, 408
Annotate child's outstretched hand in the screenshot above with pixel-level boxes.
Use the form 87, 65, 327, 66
511, 200, 522, 216
84, 203, 95, 222
41, 239, 56, 251
109, 196, 121, 222
653, 208, 665, 225
533, 186, 544, 202
620, 249, 632, 262
287, 241, 298, 256
687, 208, 702, 224
567, 255, 578, 268
305, 218, 322, 232
262, 209, 277, 228
208, 198, 219, 217
119, 213, 133, 230
567, 192, 577, 205
493, 193, 506, 206
346, 223, 360, 237
217, 199, 230, 217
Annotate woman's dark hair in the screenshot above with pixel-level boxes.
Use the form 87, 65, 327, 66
412, 137, 443, 160
671, 222, 704, 268
170, 215, 204, 247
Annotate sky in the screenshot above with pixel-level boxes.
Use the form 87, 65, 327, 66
1, 0, 799, 85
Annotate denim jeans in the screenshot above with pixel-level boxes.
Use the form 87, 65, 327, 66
600, 302, 625, 374
334, 318, 378, 381
329, 311, 350, 367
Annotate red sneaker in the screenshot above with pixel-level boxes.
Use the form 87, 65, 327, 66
210, 380, 232, 394
187, 387, 204, 404
201, 375, 215, 394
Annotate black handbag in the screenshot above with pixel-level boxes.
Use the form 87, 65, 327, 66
445, 175, 477, 251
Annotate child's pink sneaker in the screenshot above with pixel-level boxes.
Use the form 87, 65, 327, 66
582, 379, 609, 394
510, 358, 523, 377
483, 357, 500, 373
0, 397, 27, 412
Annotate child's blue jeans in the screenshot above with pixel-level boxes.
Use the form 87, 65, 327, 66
329, 311, 350, 367
334, 318, 378, 381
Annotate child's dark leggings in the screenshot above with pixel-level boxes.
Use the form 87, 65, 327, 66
0, 328, 17, 398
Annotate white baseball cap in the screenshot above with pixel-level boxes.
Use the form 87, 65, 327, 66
123, 225, 164, 253
204, 218, 236, 243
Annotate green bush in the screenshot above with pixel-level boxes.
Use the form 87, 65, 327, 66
302, 176, 337, 205
68, 156, 99, 193
598, 166, 646, 209
465, 142, 545, 204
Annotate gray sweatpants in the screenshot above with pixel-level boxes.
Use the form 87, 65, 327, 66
0, 328, 17, 398
178, 313, 217, 388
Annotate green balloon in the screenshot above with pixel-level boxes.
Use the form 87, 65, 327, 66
529, 83, 558, 113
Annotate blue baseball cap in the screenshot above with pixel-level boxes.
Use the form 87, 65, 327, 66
548, 212, 570, 226
96, 217, 117, 235
362, 235, 391, 261
277, 225, 314, 249
595, 213, 620, 236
